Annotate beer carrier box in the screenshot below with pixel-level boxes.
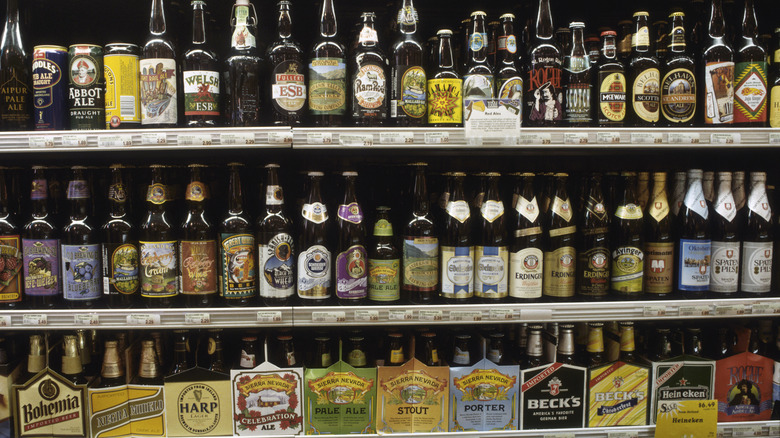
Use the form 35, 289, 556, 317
0, 357, 22, 436
164, 366, 231, 437
304, 359, 377, 434
376, 358, 449, 434
88, 377, 131, 437
650, 355, 716, 424
449, 358, 519, 432
520, 362, 587, 430
715, 351, 774, 422
230, 360, 304, 436
127, 340, 166, 437
587, 359, 651, 427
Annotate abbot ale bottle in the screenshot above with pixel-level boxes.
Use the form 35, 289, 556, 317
403, 163, 438, 303
258, 164, 295, 306
628, 11, 661, 126
441, 172, 473, 303
335, 172, 368, 304
475, 173, 508, 302
676, 169, 711, 298
644, 172, 674, 297
298, 172, 331, 304
709, 172, 740, 297
390, 0, 426, 126
509, 173, 543, 301
183, 0, 219, 127
220, 163, 256, 306
578, 174, 610, 299
368, 206, 400, 303
740, 172, 773, 295
611, 172, 645, 298
180, 164, 218, 307
102, 165, 139, 308
543, 173, 576, 300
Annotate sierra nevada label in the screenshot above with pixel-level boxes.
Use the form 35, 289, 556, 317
377, 359, 449, 433
232, 371, 303, 435
588, 361, 649, 426
450, 360, 519, 431
304, 365, 376, 434
520, 362, 587, 430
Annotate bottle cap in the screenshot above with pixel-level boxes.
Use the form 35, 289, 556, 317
307, 171, 324, 176
342, 171, 358, 176
601, 30, 617, 36
471, 11, 487, 16
436, 29, 452, 36
500, 13, 515, 19
569, 21, 585, 28
265, 163, 280, 168
633, 11, 650, 17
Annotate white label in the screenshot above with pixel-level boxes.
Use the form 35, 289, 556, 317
177, 133, 213, 146
519, 132, 551, 145
769, 425, 780, 436
379, 132, 414, 144
74, 314, 99, 326
418, 309, 443, 321
312, 311, 346, 323
714, 190, 737, 222
464, 98, 523, 139
307, 132, 333, 144
0, 315, 9, 327
220, 132, 255, 145
509, 247, 543, 299
424, 131, 450, 144
741, 241, 773, 293
141, 132, 167, 145
97, 134, 133, 147
446, 200, 471, 223
730, 425, 762, 437
140, 58, 177, 125
184, 312, 210, 324
544, 433, 575, 438
515, 196, 540, 223
683, 181, 709, 219
564, 132, 588, 144
709, 241, 741, 293
489, 309, 514, 320
354, 309, 379, 322
678, 305, 712, 316
643, 306, 667, 317
61, 134, 88, 147
751, 302, 780, 314
519, 308, 552, 320
29, 136, 55, 148
257, 311, 283, 323
267, 131, 293, 144
126, 313, 161, 325
23, 314, 47, 326
667, 132, 701, 144
747, 183, 772, 222
631, 132, 663, 144
449, 310, 483, 322
596, 132, 620, 144
710, 133, 741, 145
715, 304, 746, 315
481, 200, 505, 222
607, 432, 639, 438
769, 133, 780, 145
388, 309, 413, 321
340, 133, 374, 146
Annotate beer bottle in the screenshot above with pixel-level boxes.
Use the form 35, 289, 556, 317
741, 172, 773, 295
152, 331, 166, 371
141, 0, 178, 128
689, 0, 708, 53
205, 329, 227, 373
309, 0, 347, 126
702, 0, 735, 125
450, 334, 476, 367
386, 332, 406, 365
368, 206, 400, 303
61, 335, 86, 385
0, 0, 30, 130
564, 22, 592, 126
655, 20, 670, 60
770, 28, 780, 128
628, 11, 661, 126
390, 0, 426, 126
703, 171, 715, 208
611, 172, 645, 298
220, 163, 256, 306
258, 164, 295, 306
618, 322, 637, 363
661, 12, 698, 126
23, 166, 60, 309
239, 336, 259, 368
617, 20, 634, 63
485, 332, 508, 364
459, 19, 471, 73
0, 168, 20, 308
577, 174, 610, 299
587, 322, 606, 367
644, 173, 674, 297
733, 171, 747, 222
671, 171, 687, 218
427, 30, 463, 126
183, 0, 219, 127
709, 172, 740, 297
298, 172, 331, 304
133, 339, 163, 385
277, 333, 299, 366
403, 163, 438, 303
140, 165, 178, 308
463, 11, 494, 100
475, 173, 508, 301
676, 169, 711, 298
684, 327, 704, 357
510, 173, 543, 301
335, 172, 368, 304
734, 0, 768, 126
96, 340, 124, 387
650, 327, 673, 361
168, 330, 190, 376
23, 334, 46, 381
495, 14, 522, 101
556, 27, 572, 57
543, 173, 576, 300
416, 332, 440, 366
441, 172, 473, 303
180, 164, 218, 307
525, 0, 564, 126
351, 13, 388, 126
596, 31, 627, 126
102, 165, 139, 309
523, 324, 545, 368
345, 335, 369, 367
557, 323, 577, 365
586, 35, 601, 66
224, 0, 262, 126
267, 0, 306, 126
637, 172, 650, 212
62, 167, 101, 309
309, 336, 334, 368
488, 21, 499, 67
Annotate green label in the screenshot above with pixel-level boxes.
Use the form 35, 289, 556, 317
373, 219, 393, 236
651, 358, 716, 424
309, 57, 346, 115
368, 258, 400, 301
304, 362, 377, 434
402, 236, 438, 291
219, 233, 256, 299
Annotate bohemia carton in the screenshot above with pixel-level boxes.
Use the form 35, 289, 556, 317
304, 355, 377, 434
650, 355, 715, 425
164, 366, 232, 437
376, 358, 449, 434
450, 358, 519, 431
715, 329, 774, 422
230, 359, 304, 436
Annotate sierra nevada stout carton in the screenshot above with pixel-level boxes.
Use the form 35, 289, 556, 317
304, 360, 377, 434
715, 351, 774, 422
587, 360, 650, 426
449, 358, 519, 431
650, 355, 715, 425
376, 358, 449, 433
164, 367, 232, 437
520, 362, 587, 430
231, 360, 304, 436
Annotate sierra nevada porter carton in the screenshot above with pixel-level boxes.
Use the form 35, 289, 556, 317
520, 362, 587, 430
449, 358, 519, 431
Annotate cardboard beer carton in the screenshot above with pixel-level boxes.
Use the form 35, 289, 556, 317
587, 359, 650, 427
304, 360, 376, 434
450, 358, 519, 432
164, 367, 232, 437
87, 379, 131, 438
231, 361, 304, 436
376, 358, 449, 434
716, 351, 774, 422
650, 355, 716, 425
520, 362, 587, 430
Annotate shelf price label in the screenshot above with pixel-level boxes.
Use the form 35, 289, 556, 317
185, 313, 210, 324
388, 309, 413, 321
656, 400, 717, 438
518, 132, 552, 145
257, 311, 283, 323
98, 134, 133, 147
643, 306, 667, 317
267, 131, 293, 145
449, 310, 483, 322
61, 134, 89, 147
418, 309, 443, 322
127, 314, 161, 325
769, 425, 780, 436
74, 314, 99, 326
607, 432, 638, 438
29, 136, 55, 148
543, 433, 575, 438
729, 424, 762, 437
379, 132, 414, 144
489, 309, 514, 320
667, 132, 701, 144
424, 131, 450, 144
563, 132, 588, 145
142, 132, 167, 145
177, 133, 213, 146
710, 133, 741, 145
340, 133, 374, 146
714, 304, 746, 316
23, 314, 47, 326
312, 311, 346, 323
220, 132, 255, 145
307, 132, 333, 145
631, 132, 663, 144
596, 132, 621, 144
0, 315, 10, 327
354, 309, 379, 322
750, 302, 780, 315
770, 133, 780, 145
678, 305, 712, 317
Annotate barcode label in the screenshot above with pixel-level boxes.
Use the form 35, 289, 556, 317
564, 132, 588, 144
519, 133, 552, 145
177, 134, 212, 146
120, 96, 136, 116
74, 314, 99, 326
0, 316, 10, 327
29, 136, 55, 148
257, 311, 283, 323
220, 132, 255, 145
596, 132, 620, 144
61, 135, 88, 147
142, 132, 167, 145
424, 132, 450, 144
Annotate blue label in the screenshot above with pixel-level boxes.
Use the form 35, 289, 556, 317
677, 239, 711, 291
62, 243, 101, 300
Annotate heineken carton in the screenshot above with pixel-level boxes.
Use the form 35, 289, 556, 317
650, 355, 716, 425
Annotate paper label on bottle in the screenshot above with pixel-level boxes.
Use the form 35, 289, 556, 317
610, 246, 644, 294
336, 245, 368, 299
509, 247, 543, 299
633, 26, 650, 47
526, 64, 564, 124
632, 68, 660, 123
353, 63, 387, 118
393, 65, 427, 119
427, 78, 463, 125
714, 190, 737, 222
298, 244, 331, 298
302, 202, 328, 224
140, 58, 177, 125
578, 246, 610, 297
219, 233, 256, 299
740, 241, 772, 293
481, 200, 504, 222
683, 182, 709, 219
61, 243, 101, 301
446, 200, 470, 223
440, 245, 473, 298
474, 245, 508, 297
30, 179, 47, 200
565, 79, 592, 125
516, 195, 540, 223
402, 236, 438, 291
462, 74, 495, 99
146, 183, 169, 205
551, 196, 573, 222
747, 184, 772, 223
102, 242, 139, 296
22, 238, 60, 296
771, 86, 780, 127
734, 62, 768, 123
543, 246, 576, 297
139, 240, 177, 297
183, 70, 219, 116
184, 181, 207, 202
271, 59, 306, 114
661, 68, 697, 123
614, 203, 643, 220
179, 240, 218, 295
598, 71, 627, 123
0, 235, 22, 303
709, 241, 740, 293
368, 258, 400, 301
496, 76, 523, 101
309, 57, 347, 115
644, 242, 673, 294
649, 196, 669, 223
704, 61, 735, 124
265, 185, 283, 206
337, 202, 363, 224
231, 5, 256, 49
677, 239, 711, 291
259, 233, 295, 299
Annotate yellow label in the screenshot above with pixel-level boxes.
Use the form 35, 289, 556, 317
588, 362, 649, 427
771, 86, 780, 128
104, 53, 141, 128
376, 360, 449, 433
551, 197, 573, 222
620, 327, 635, 352
390, 349, 404, 364
128, 384, 166, 437
611, 246, 644, 293
427, 78, 463, 124
648, 197, 669, 223
164, 378, 232, 437
655, 400, 717, 437
587, 326, 604, 353
600, 72, 627, 121
89, 385, 131, 437
543, 246, 576, 297
615, 204, 643, 220
632, 68, 660, 122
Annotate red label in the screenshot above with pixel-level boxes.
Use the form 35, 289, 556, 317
715, 352, 773, 422
179, 240, 218, 295
0, 235, 21, 303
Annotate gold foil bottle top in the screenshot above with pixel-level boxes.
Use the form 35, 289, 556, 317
62, 335, 84, 375
138, 340, 160, 379
27, 334, 46, 373
101, 340, 124, 379
77, 330, 92, 366
557, 324, 576, 355
619, 322, 636, 352
587, 322, 605, 353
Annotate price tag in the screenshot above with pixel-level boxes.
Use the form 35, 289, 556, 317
710, 133, 741, 145
769, 133, 780, 145
424, 131, 450, 144
715, 304, 746, 316
340, 133, 374, 146
730, 425, 762, 437
74, 314, 99, 326
750, 302, 780, 315
489, 309, 514, 320
23, 314, 47, 326
519, 308, 552, 320
418, 309, 443, 322
563, 132, 588, 145
0, 315, 11, 327
61, 134, 89, 147
631, 132, 663, 144
388, 309, 413, 321
127, 314, 161, 325
354, 309, 379, 322
379, 131, 414, 144
307, 132, 333, 144
141, 132, 167, 145
678, 305, 712, 316
267, 131, 293, 144
667, 132, 701, 144
596, 132, 621, 144
607, 432, 638, 438
257, 311, 283, 323
519, 132, 552, 145
220, 132, 255, 145
312, 311, 346, 323
449, 310, 483, 322
98, 134, 133, 147
29, 135, 55, 148
656, 400, 717, 438
543, 433, 575, 438
185, 313, 210, 324
769, 425, 780, 436
643, 306, 667, 317
177, 133, 213, 146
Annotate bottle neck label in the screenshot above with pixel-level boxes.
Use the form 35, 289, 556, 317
373, 219, 393, 236
747, 183, 771, 222
302, 202, 328, 224
470, 33, 487, 52
67, 180, 90, 199
648, 194, 669, 223
265, 185, 284, 206
683, 181, 709, 219
551, 196, 573, 222
232, 6, 256, 49
615, 203, 643, 220
481, 200, 504, 223
185, 181, 207, 202
338, 202, 363, 224
714, 187, 737, 222
497, 35, 517, 54
632, 26, 650, 48
359, 26, 378, 44
516, 195, 540, 223
585, 196, 608, 222
146, 183, 169, 204
446, 200, 471, 223
259, 233, 295, 298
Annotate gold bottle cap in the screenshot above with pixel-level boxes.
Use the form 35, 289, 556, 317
485, 172, 501, 177
652, 172, 667, 180
471, 11, 487, 17
500, 13, 515, 19
62, 335, 84, 376
633, 11, 650, 17
138, 340, 160, 379
27, 335, 46, 373
101, 341, 124, 379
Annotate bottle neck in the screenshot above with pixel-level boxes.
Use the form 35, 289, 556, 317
147, 169, 168, 212
307, 177, 323, 205
30, 172, 49, 218
342, 177, 358, 205
536, 0, 554, 39
150, 0, 167, 36
277, 4, 292, 39
709, 0, 726, 38
632, 16, 651, 52
227, 167, 244, 215
621, 176, 638, 205
265, 167, 284, 214
498, 19, 515, 62
557, 330, 576, 356
1, 0, 22, 51
398, 0, 417, 34
587, 326, 604, 354
191, 1, 207, 45
412, 169, 430, 215
108, 170, 128, 218
438, 35, 455, 69
486, 177, 501, 202
526, 330, 543, 357
669, 16, 687, 52
359, 18, 378, 47
320, 0, 337, 38
571, 27, 586, 55
68, 175, 91, 220
651, 176, 668, 201
186, 168, 206, 212
469, 16, 488, 62
742, 0, 758, 39
0, 170, 10, 217
601, 35, 617, 60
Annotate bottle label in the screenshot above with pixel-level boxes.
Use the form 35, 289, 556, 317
427, 78, 463, 124
337, 202, 363, 224
231, 5, 256, 49
551, 196, 573, 222
598, 71, 627, 122
741, 241, 772, 293
368, 258, 400, 301
615, 203, 643, 220
271, 60, 306, 114
677, 239, 711, 291
402, 236, 438, 291
265, 185, 283, 206
353, 64, 387, 118
109, 182, 127, 203
516, 195, 539, 223
648, 196, 669, 223
0, 69, 30, 126
69, 49, 105, 130
509, 247, 543, 299
526, 64, 564, 124
498, 35, 517, 53
240, 350, 256, 368
220, 233, 256, 299
146, 183, 169, 205
393, 65, 426, 119
632, 26, 650, 47
710, 241, 740, 293
661, 68, 697, 123
644, 242, 673, 294
104, 52, 141, 127
302, 202, 328, 224
734, 62, 768, 123
771, 86, 780, 128
452, 347, 470, 365
543, 246, 576, 297
441, 245, 474, 298
359, 27, 378, 44
102, 242, 139, 296
139, 240, 178, 297
704, 61, 735, 124
185, 181, 207, 202
61, 243, 101, 300
179, 240, 218, 295
31, 179, 47, 200
462, 74, 495, 99
446, 200, 470, 223
683, 182, 709, 219
139, 58, 178, 125
714, 190, 737, 222
349, 349, 367, 367
611, 246, 644, 293
632, 68, 660, 122
259, 233, 295, 299
308, 57, 347, 115
474, 246, 508, 297
182, 70, 219, 118
578, 246, 610, 296
565, 79, 592, 124
496, 76, 523, 100
480, 200, 504, 223
373, 219, 393, 237
747, 185, 772, 222
0, 235, 21, 303
66, 179, 89, 199
22, 238, 60, 296
585, 196, 608, 222
336, 245, 368, 299
297, 244, 331, 298
470, 32, 487, 52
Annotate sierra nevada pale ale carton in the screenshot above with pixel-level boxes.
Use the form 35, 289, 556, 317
304, 359, 377, 434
